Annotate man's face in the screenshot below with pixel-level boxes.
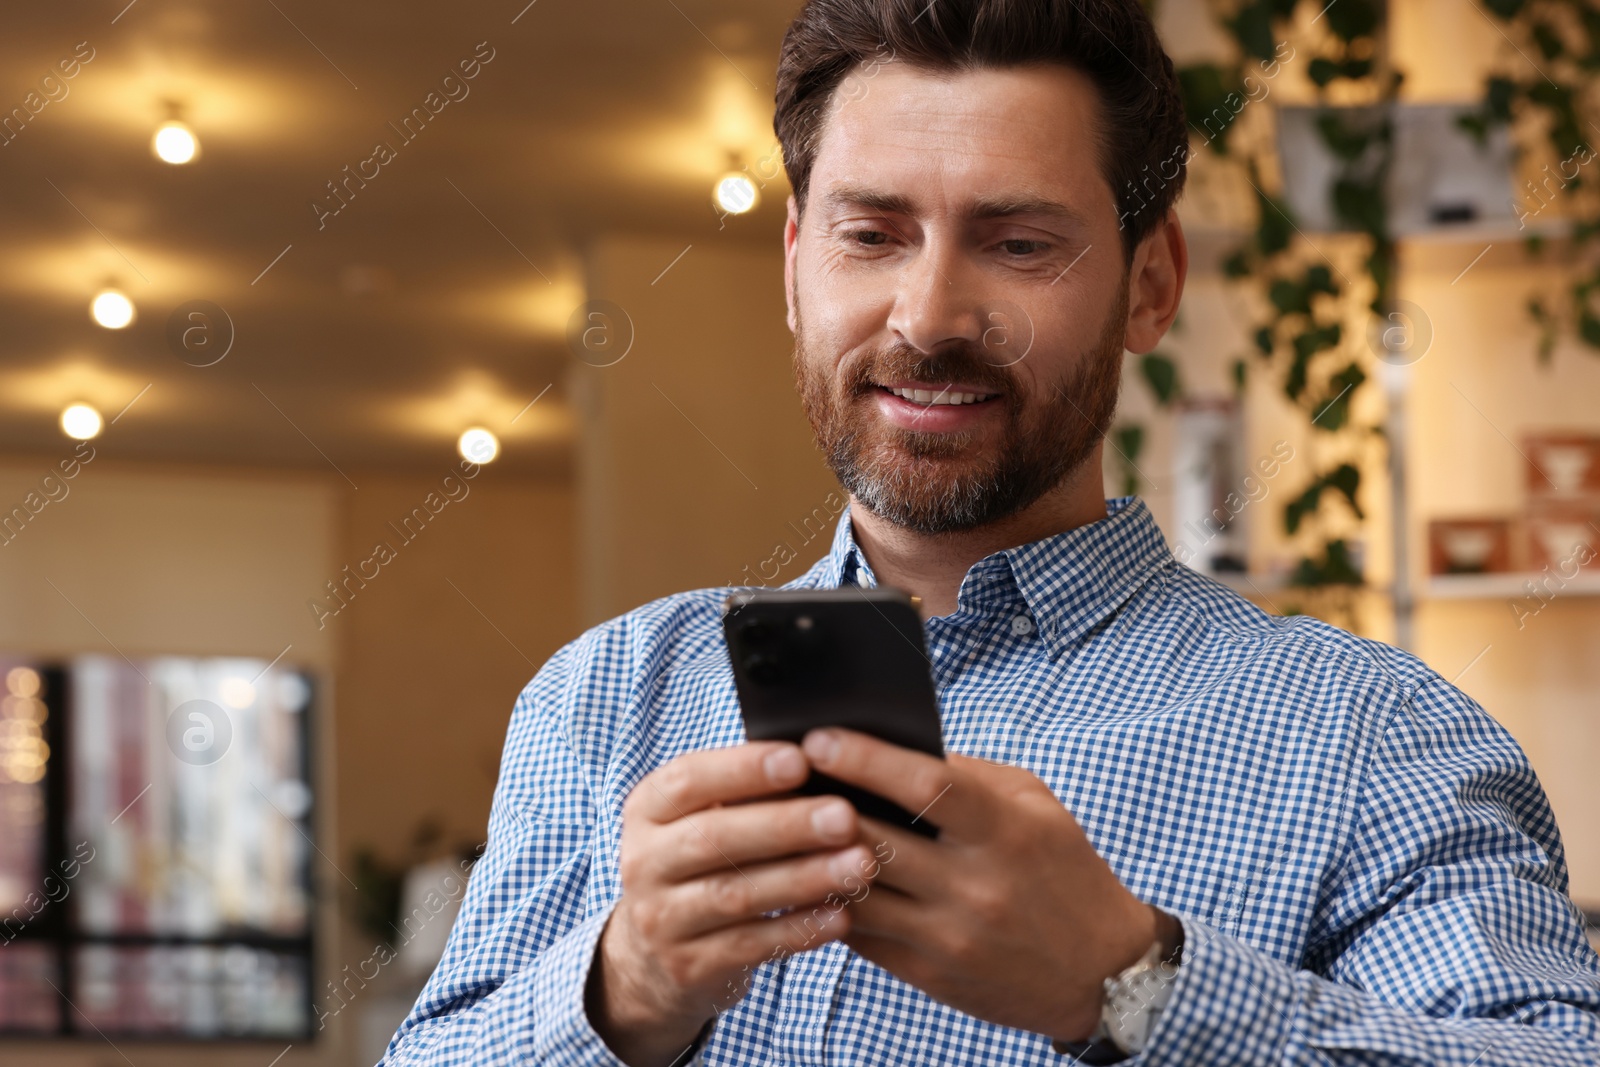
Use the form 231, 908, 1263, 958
784, 60, 1133, 534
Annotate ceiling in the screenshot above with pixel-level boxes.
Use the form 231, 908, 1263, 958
0, 0, 797, 476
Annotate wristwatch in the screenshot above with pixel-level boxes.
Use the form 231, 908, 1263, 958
1052, 908, 1184, 1062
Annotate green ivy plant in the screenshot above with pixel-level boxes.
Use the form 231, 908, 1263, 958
1113, 0, 1392, 617
1461, 0, 1600, 363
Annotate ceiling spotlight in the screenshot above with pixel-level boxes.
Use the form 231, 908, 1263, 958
90, 289, 135, 329
153, 120, 199, 165
714, 172, 758, 216
61, 403, 103, 440
458, 427, 499, 464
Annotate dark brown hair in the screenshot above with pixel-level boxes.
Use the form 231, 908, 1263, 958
773, 0, 1189, 262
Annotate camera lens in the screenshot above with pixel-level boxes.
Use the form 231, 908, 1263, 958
744, 653, 781, 685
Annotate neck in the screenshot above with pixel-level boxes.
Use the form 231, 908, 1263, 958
848, 447, 1111, 617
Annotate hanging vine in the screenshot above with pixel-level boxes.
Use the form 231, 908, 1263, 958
1109, 0, 1398, 622
1463, 0, 1600, 363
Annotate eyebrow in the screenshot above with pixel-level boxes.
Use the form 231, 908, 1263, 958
818, 185, 1090, 228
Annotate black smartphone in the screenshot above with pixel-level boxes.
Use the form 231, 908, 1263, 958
722, 586, 945, 838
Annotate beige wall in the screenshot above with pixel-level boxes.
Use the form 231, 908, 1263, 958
574, 234, 844, 625
0, 456, 577, 1067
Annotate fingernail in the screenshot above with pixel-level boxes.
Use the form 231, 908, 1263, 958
812, 800, 852, 839
803, 730, 839, 767
765, 745, 805, 783
830, 846, 867, 880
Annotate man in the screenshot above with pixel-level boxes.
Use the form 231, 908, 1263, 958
383, 0, 1600, 1062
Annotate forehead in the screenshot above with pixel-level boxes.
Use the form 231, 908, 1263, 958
808, 59, 1109, 216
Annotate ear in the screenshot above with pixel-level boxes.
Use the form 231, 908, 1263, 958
1123, 208, 1187, 355
784, 194, 801, 335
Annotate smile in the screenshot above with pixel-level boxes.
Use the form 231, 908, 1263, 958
883, 385, 999, 406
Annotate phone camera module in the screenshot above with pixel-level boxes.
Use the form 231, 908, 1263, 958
744, 653, 782, 685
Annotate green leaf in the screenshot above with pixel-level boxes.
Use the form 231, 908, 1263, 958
1226, 0, 1278, 61
1309, 57, 1340, 88
1254, 325, 1276, 356
1324, 463, 1364, 517
1324, 0, 1379, 42
1482, 0, 1524, 17
1223, 249, 1253, 278
1532, 21, 1564, 61
1320, 539, 1364, 584
1178, 63, 1247, 154
1255, 191, 1293, 255
1114, 424, 1145, 463
1140, 353, 1182, 405
1287, 539, 1364, 587
1579, 311, 1600, 349
1231, 359, 1248, 393
1270, 278, 1311, 315
1315, 113, 1372, 161
1311, 361, 1363, 431
1305, 264, 1339, 296
1285, 349, 1311, 401
1530, 297, 1557, 364
1333, 178, 1387, 236
1284, 482, 1323, 535
1293, 323, 1343, 362
1455, 111, 1490, 147
1112, 424, 1145, 496
1487, 76, 1517, 122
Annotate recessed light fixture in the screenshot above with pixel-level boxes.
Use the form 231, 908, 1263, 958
60, 403, 103, 440
90, 289, 134, 329
458, 427, 499, 464
153, 120, 199, 165
714, 171, 758, 215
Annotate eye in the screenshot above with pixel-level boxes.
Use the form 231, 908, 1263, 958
999, 239, 1048, 257
847, 229, 891, 246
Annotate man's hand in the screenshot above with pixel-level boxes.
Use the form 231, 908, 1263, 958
587, 741, 882, 1067
800, 727, 1158, 1045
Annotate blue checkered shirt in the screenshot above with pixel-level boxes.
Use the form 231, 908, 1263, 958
382, 496, 1600, 1065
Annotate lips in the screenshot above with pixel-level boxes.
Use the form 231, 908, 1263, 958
868, 380, 1004, 433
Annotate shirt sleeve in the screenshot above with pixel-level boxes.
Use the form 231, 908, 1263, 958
378, 639, 675, 1067
1140, 674, 1600, 1065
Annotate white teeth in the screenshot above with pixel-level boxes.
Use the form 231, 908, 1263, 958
888, 386, 995, 406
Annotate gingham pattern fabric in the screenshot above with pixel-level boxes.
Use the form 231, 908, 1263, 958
382, 496, 1600, 1065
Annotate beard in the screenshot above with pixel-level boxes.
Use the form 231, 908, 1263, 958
793, 283, 1127, 535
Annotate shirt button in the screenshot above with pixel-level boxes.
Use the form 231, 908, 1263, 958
1009, 614, 1034, 636
854, 570, 872, 587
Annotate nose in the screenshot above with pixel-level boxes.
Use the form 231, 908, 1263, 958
883, 233, 985, 356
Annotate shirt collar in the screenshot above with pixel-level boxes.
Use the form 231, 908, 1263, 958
802, 496, 1175, 657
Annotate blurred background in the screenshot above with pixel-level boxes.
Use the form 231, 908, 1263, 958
2, 0, 1599, 1062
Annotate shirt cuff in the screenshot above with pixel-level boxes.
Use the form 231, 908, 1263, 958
528, 902, 715, 1067
1136, 913, 1297, 1066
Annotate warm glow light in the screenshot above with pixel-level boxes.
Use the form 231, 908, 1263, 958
458, 427, 499, 464
61, 403, 103, 440
714, 172, 758, 215
91, 289, 135, 329
153, 121, 199, 164
219, 677, 256, 709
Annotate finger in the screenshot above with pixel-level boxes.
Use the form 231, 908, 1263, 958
653, 794, 861, 883
836, 872, 926, 945
660, 844, 881, 941
691, 905, 856, 1004
628, 741, 809, 824
851, 814, 940, 897
801, 728, 985, 838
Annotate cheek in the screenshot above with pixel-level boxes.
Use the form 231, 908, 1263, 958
797, 256, 886, 371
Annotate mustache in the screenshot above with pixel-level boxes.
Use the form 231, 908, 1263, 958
845, 343, 1018, 398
